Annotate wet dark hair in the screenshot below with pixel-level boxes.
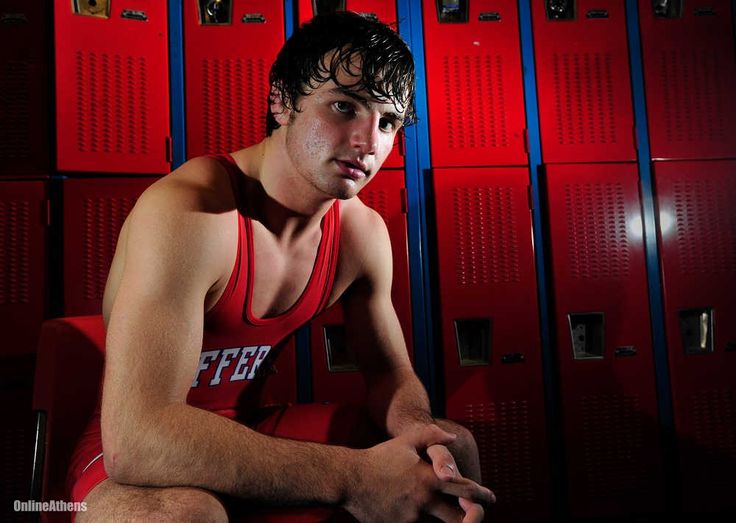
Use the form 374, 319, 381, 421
266, 11, 416, 135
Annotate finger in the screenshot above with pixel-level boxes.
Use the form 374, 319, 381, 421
427, 444, 459, 481
437, 476, 495, 506
459, 497, 485, 523
406, 424, 457, 449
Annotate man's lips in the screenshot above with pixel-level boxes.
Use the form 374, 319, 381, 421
335, 159, 368, 180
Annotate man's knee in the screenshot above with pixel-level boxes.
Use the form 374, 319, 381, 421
77, 479, 228, 523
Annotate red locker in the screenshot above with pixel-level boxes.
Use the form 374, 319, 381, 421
433, 167, 550, 520
63, 177, 159, 316
654, 160, 736, 512
532, 0, 635, 163
184, 0, 285, 158
639, 0, 736, 161
296, 0, 404, 169
546, 164, 664, 517
0, 1, 50, 175
423, 1, 527, 167
0, 180, 47, 356
54, 0, 170, 174
310, 169, 413, 403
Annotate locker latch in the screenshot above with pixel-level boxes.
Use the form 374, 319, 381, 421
121, 10, 147, 22
436, 0, 469, 24
478, 12, 501, 22
199, 0, 232, 25
501, 353, 525, 364
679, 308, 714, 355
652, 0, 682, 19
694, 7, 716, 16
72, 0, 110, 19
568, 312, 605, 359
454, 318, 491, 366
0, 13, 28, 25
614, 346, 637, 357
324, 325, 359, 372
242, 13, 266, 24
585, 9, 608, 19
545, 0, 575, 21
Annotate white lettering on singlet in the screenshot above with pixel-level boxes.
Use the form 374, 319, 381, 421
191, 345, 273, 389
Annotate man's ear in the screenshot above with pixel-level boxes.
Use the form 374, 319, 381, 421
269, 85, 291, 126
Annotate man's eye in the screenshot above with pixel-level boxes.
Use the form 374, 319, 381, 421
379, 118, 395, 132
333, 101, 353, 113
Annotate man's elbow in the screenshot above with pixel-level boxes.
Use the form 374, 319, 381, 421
101, 417, 152, 484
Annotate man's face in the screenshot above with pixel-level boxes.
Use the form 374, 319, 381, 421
279, 60, 406, 200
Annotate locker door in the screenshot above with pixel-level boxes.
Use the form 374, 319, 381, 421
296, 0, 404, 168
0, 180, 47, 356
532, 0, 635, 163
310, 169, 412, 402
184, 0, 285, 158
0, 1, 50, 175
433, 167, 551, 521
54, 0, 170, 174
63, 177, 159, 316
639, 0, 736, 160
423, 0, 527, 167
654, 160, 736, 512
546, 163, 664, 517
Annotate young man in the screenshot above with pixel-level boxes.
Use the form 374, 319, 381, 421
69, 12, 494, 522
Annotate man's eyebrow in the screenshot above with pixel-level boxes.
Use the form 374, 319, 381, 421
330, 87, 405, 123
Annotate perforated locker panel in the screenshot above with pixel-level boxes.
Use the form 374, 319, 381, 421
296, 0, 404, 169
639, 1, 736, 160
310, 169, 413, 403
63, 177, 159, 316
545, 164, 664, 517
654, 160, 736, 512
0, 181, 46, 356
423, 1, 527, 167
54, 0, 170, 174
532, 0, 635, 163
433, 168, 550, 520
0, 1, 50, 176
184, 1, 284, 159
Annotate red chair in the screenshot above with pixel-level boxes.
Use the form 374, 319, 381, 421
30, 316, 356, 522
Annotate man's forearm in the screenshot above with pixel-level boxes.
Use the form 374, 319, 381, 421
364, 367, 435, 437
104, 403, 359, 506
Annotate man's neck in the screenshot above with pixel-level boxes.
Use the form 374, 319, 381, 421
230, 136, 335, 244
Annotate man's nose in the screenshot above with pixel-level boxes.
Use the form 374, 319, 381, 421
350, 115, 379, 155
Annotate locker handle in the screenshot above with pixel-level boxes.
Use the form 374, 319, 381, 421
121, 9, 148, 22
478, 12, 501, 22
614, 346, 637, 357
0, 13, 28, 25
242, 13, 266, 23
586, 9, 609, 19
501, 353, 525, 364
694, 7, 716, 16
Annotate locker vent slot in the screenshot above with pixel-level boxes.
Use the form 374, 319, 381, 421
673, 178, 736, 275
464, 401, 534, 503
74, 52, 150, 155
324, 325, 358, 372
580, 394, 649, 496
0, 200, 30, 305
201, 58, 268, 153
658, 49, 728, 147
0, 61, 31, 159
552, 52, 618, 146
678, 308, 714, 355
568, 313, 604, 359
84, 197, 136, 300
564, 182, 630, 281
690, 387, 736, 471
452, 187, 520, 286
454, 319, 491, 366
442, 55, 509, 151
436, 0, 468, 23
357, 189, 389, 222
